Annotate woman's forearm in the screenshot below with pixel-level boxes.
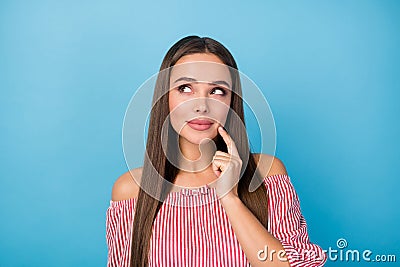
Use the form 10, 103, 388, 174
219, 194, 291, 267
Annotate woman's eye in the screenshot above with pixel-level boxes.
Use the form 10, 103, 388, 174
177, 85, 192, 93
211, 87, 226, 95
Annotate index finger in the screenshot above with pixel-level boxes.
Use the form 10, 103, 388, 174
218, 126, 240, 157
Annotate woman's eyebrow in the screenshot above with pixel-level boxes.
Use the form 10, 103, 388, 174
174, 77, 197, 84
173, 77, 231, 88
211, 80, 231, 88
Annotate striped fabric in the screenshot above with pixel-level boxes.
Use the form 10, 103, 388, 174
106, 174, 327, 266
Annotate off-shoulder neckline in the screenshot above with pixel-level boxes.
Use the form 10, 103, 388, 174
109, 173, 290, 205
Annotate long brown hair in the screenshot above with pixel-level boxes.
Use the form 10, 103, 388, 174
131, 36, 268, 266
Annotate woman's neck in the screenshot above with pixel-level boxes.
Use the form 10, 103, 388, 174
168, 136, 219, 189
176, 137, 216, 173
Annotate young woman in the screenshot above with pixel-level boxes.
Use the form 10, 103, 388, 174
106, 36, 326, 267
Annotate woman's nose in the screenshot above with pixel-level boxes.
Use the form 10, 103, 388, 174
193, 97, 209, 113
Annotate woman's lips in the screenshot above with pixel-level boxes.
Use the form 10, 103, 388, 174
187, 119, 214, 131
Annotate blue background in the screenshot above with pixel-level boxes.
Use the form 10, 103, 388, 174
1, 0, 399, 266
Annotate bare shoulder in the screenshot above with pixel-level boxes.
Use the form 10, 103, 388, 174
111, 167, 143, 201
252, 153, 288, 178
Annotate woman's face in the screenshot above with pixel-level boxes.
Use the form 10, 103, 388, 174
168, 53, 232, 145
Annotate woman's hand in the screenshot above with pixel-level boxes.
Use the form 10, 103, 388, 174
210, 126, 243, 199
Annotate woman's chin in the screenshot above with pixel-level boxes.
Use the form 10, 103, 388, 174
189, 138, 214, 146
182, 134, 218, 146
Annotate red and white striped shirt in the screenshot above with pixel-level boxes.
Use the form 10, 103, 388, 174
106, 174, 327, 266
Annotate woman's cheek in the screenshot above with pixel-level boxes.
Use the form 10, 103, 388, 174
212, 102, 230, 125
169, 107, 186, 133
